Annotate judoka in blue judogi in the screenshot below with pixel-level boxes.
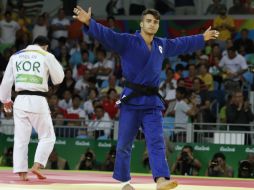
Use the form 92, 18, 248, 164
73, 6, 219, 190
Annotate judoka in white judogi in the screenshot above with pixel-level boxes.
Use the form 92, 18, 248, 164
0, 36, 64, 180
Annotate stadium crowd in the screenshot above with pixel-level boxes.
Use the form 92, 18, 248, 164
1, 3, 254, 138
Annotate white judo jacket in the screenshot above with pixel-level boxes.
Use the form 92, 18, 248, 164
0, 45, 64, 113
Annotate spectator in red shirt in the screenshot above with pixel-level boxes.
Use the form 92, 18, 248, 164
102, 88, 119, 119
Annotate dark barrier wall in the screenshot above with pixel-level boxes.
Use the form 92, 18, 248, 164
0, 134, 253, 176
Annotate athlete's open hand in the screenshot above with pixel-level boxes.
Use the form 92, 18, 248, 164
73, 6, 92, 26
203, 26, 219, 41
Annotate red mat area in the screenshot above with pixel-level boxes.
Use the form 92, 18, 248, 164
0, 170, 253, 188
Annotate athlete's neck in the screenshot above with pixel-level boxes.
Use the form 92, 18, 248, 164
140, 31, 154, 46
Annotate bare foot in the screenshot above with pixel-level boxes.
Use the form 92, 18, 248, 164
157, 178, 178, 190
122, 184, 135, 190
31, 163, 46, 180
18, 172, 29, 181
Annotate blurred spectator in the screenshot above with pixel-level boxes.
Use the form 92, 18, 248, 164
74, 70, 90, 99
45, 149, 70, 170
238, 153, 254, 178
72, 49, 93, 81
0, 147, 13, 166
50, 8, 70, 49
234, 28, 254, 54
228, 0, 247, 14
222, 39, 235, 57
226, 90, 253, 144
88, 105, 113, 139
102, 88, 119, 119
129, 0, 146, 15
102, 146, 116, 171
53, 37, 69, 63
198, 64, 214, 91
172, 145, 201, 176
174, 0, 196, 15
107, 16, 121, 33
213, 7, 235, 48
174, 64, 184, 81
13, 6, 31, 35
208, 43, 222, 66
206, 152, 234, 177
164, 78, 185, 116
66, 95, 87, 119
205, 0, 227, 15
32, 15, 48, 40
76, 148, 99, 170
174, 87, 198, 130
219, 47, 248, 91
69, 42, 82, 67
58, 90, 72, 110
83, 88, 99, 118
159, 68, 177, 98
192, 77, 208, 106
48, 95, 63, 119
244, 0, 254, 14
91, 48, 114, 87
106, 0, 125, 16
184, 64, 197, 90
0, 11, 20, 53
57, 69, 76, 98
101, 75, 123, 96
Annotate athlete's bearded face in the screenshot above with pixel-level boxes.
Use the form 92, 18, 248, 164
140, 14, 159, 35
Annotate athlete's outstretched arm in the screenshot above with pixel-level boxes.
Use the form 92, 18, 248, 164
164, 26, 219, 57
73, 6, 129, 54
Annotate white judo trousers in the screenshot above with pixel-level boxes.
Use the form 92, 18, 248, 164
13, 109, 56, 173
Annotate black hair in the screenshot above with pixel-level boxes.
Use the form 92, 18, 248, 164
176, 87, 187, 96
33, 36, 50, 46
175, 64, 185, 72
213, 152, 226, 161
141, 9, 160, 20
227, 46, 237, 52
182, 145, 193, 152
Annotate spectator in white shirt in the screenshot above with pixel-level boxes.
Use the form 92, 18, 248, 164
67, 95, 87, 119
32, 15, 48, 40
58, 90, 72, 110
88, 105, 112, 139
83, 88, 99, 118
159, 68, 176, 98
219, 46, 248, 82
0, 11, 20, 50
50, 8, 70, 49
74, 70, 90, 100
174, 87, 198, 129
91, 48, 114, 87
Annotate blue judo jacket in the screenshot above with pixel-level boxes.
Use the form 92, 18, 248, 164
83, 19, 205, 109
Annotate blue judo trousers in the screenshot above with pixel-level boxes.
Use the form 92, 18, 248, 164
83, 19, 205, 182
113, 106, 168, 181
